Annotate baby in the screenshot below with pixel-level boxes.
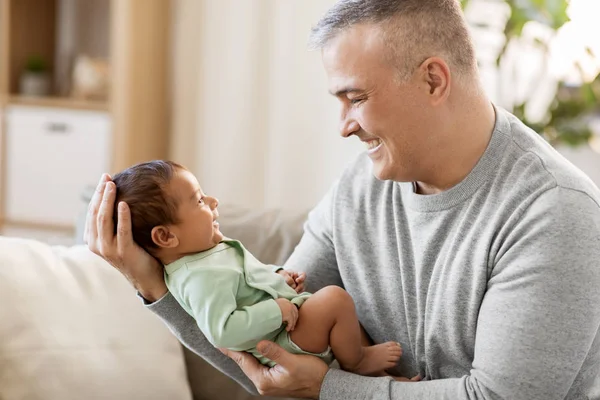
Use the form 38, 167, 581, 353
112, 160, 402, 374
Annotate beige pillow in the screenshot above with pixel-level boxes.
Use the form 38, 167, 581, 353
0, 237, 192, 400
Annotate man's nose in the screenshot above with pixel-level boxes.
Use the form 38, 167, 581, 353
339, 118, 360, 138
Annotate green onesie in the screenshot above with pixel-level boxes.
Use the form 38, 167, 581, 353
164, 239, 333, 366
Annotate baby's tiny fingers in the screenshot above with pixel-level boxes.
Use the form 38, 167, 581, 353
283, 274, 294, 286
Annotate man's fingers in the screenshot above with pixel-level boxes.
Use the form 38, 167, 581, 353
220, 347, 263, 383
395, 374, 422, 382
256, 341, 293, 367
85, 174, 110, 245
116, 202, 134, 254
97, 181, 117, 251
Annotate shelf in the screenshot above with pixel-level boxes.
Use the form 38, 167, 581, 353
6, 95, 109, 112
0, 219, 76, 234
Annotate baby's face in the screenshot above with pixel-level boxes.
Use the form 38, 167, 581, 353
166, 168, 223, 253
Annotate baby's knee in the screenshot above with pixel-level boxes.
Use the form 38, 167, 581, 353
316, 285, 354, 310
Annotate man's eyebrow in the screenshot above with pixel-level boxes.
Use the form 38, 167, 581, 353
330, 87, 363, 97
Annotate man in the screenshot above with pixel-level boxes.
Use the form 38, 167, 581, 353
85, 0, 600, 399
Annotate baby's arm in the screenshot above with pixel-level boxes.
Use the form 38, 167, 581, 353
180, 267, 283, 349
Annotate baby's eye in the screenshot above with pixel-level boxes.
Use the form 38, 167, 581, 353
198, 198, 205, 205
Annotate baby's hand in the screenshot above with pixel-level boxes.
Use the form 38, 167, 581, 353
275, 298, 298, 332
277, 269, 307, 293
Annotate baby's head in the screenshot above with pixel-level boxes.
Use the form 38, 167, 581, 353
112, 160, 223, 263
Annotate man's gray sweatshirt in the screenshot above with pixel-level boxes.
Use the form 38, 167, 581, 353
147, 107, 600, 399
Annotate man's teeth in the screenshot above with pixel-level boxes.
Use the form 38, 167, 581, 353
366, 139, 381, 150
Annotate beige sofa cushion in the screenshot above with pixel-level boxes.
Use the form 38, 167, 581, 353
0, 237, 192, 400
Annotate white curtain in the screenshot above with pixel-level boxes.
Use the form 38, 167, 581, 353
170, 0, 363, 211
169, 0, 600, 206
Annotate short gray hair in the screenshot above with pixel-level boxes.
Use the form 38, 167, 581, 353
309, 0, 477, 81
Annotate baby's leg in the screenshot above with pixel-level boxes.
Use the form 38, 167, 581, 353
360, 324, 374, 346
290, 286, 402, 375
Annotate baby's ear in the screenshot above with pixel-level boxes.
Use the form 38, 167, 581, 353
151, 226, 179, 248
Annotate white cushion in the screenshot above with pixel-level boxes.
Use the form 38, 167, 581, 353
0, 237, 192, 400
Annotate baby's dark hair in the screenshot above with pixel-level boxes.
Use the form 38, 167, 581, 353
112, 160, 185, 252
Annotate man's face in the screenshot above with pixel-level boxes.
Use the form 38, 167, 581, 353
322, 24, 435, 182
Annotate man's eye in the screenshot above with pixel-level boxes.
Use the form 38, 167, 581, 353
349, 98, 364, 105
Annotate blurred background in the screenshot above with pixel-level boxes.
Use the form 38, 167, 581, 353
0, 0, 598, 244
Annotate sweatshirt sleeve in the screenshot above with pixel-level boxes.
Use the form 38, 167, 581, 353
143, 291, 259, 395
319, 187, 600, 400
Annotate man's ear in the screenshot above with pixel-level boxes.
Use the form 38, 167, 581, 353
151, 226, 179, 248
418, 57, 451, 105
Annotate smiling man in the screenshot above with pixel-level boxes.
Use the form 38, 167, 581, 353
86, 0, 600, 399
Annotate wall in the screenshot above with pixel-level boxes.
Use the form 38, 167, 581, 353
168, 0, 600, 211
169, 0, 363, 210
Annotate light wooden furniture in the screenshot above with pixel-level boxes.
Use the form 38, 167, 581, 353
0, 0, 171, 229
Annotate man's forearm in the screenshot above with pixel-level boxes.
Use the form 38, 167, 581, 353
319, 370, 489, 400
319, 369, 393, 400
145, 291, 258, 394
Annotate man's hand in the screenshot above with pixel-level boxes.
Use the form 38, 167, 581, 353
220, 340, 328, 399
84, 174, 168, 302
277, 270, 307, 293
394, 375, 422, 382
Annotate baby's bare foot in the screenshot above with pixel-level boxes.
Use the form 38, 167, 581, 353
349, 341, 402, 376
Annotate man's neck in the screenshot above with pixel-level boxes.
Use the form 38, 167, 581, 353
414, 99, 496, 195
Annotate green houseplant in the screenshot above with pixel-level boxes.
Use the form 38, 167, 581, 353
19, 55, 51, 97
460, 0, 599, 147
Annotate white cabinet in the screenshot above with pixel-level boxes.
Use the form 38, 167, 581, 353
4, 106, 110, 226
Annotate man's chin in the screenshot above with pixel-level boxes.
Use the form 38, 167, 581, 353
371, 164, 392, 181
371, 162, 408, 183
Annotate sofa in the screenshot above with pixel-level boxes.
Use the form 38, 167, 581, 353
0, 205, 308, 400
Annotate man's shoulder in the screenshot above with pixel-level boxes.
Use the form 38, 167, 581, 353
499, 110, 600, 207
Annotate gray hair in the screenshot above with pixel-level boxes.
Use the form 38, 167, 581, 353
309, 0, 477, 81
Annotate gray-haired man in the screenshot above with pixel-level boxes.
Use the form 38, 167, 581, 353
86, 0, 600, 399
